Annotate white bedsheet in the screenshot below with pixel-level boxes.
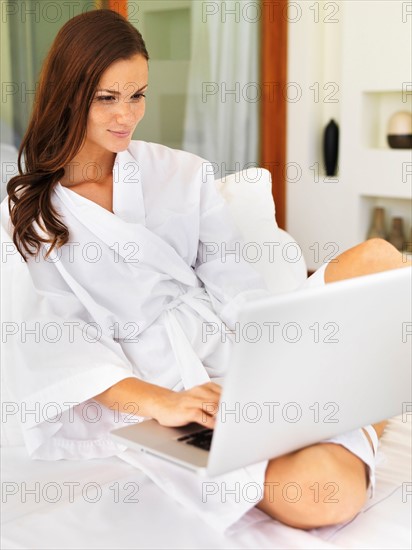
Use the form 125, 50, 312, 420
1, 415, 411, 550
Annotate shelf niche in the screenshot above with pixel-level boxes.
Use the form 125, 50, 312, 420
360, 195, 412, 256
362, 91, 412, 150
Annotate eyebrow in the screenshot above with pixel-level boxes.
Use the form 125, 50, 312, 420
96, 84, 148, 94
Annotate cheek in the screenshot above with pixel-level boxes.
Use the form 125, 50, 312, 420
137, 103, 146, 120
87, 106, 111, 128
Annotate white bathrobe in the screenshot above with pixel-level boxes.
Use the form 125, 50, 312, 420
2, 141, 380, 532
1, 140, 271, 462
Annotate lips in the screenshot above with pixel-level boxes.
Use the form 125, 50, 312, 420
108, 130, 131, 137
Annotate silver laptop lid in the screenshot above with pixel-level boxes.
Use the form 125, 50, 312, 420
207, 267, 411, 476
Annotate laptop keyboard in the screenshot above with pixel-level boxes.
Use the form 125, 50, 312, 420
177, 428, 213, 451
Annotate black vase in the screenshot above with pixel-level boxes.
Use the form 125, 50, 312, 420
323, 119, 339, 176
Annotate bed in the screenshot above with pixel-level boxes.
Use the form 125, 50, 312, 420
1, 168, 411, 549
1, 414, 410, 549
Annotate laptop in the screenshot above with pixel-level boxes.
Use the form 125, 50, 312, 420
110, 267, 412, 476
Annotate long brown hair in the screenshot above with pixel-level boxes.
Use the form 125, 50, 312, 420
7, 9, 149, 261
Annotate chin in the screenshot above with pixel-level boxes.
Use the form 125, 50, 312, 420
114, 144, 131, 152
108, 140, 132, 153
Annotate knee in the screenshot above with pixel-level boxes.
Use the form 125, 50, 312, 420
359, 238, 406, 272
325, 237, 405, 282
362, 238, 399, 259
259, 444, 369, 530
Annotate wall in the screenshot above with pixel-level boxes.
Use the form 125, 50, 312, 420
0, 0, 14, 144
1, 1, 95, 146
287, 0, 412, 271
129, 0, 191, 149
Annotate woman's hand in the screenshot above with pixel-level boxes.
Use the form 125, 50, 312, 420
152, 382, 222, 429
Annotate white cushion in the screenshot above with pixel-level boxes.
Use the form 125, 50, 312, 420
215, 167, 307, 294
1, 221, 26, 446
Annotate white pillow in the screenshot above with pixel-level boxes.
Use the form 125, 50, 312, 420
215, 167, 307, 294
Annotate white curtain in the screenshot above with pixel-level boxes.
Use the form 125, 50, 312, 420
183, 1, 259, 178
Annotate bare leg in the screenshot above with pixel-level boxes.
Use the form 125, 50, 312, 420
256, 238, 411, 528
324, 238, 410, 283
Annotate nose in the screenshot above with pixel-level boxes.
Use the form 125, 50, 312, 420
114, 99, 143, 125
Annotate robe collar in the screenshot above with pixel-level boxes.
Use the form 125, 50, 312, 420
52, 148, 197, 287
112, 148, 146, 225
55, 147, 146, 226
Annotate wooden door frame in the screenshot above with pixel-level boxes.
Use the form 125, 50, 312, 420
260, 0, 288, 229
108, 0, 128, 18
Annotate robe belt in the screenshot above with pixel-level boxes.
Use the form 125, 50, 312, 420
163, 286, 228, 390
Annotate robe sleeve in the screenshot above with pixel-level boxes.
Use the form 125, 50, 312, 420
194, 163, 272, 328
1, 201, 141, 459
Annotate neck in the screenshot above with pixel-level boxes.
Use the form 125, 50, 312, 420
61, 149, 116, 187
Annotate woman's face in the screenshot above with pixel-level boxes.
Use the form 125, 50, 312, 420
85, 54, 149, 155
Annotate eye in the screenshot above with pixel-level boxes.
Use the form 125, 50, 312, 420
95, 95, 117, 102
132, 93, 146, 101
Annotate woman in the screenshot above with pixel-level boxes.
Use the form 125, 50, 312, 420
3, 8, 408, 533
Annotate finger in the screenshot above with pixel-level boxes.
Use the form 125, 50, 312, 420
198, 382, 222, 394
185, 394, 218, 408
185, 396, 219, 417
193, 384, 222, 399
200, 400, 219, 418
204, 381, 223, 390
191, 404, 217, 427
194, 410, 216, 429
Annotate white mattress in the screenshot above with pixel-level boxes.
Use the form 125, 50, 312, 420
1, 415, 411, 550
